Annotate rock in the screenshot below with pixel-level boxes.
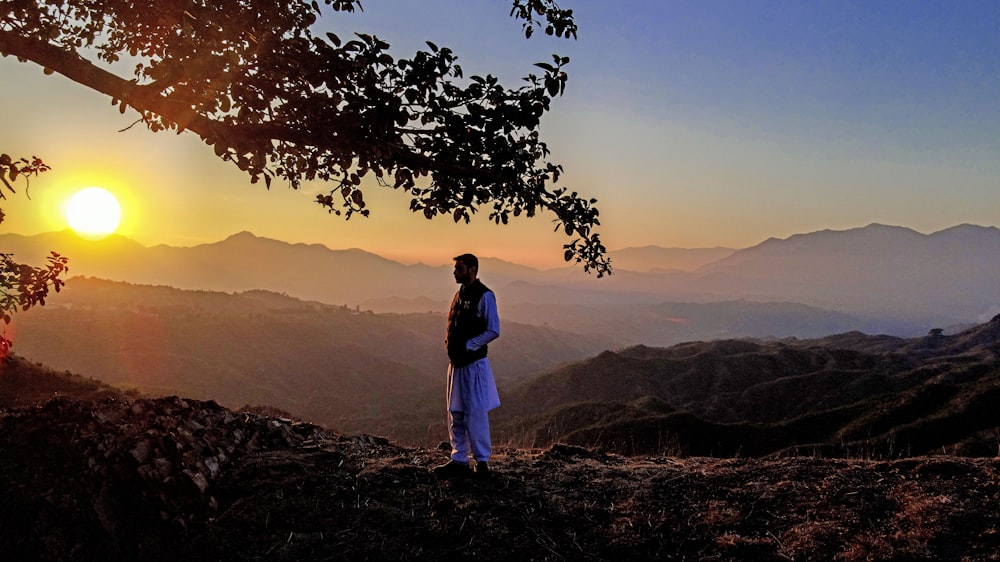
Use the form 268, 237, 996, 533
184, 469, 209, 495
131, 439, 154, 464
204, 456, 220, 478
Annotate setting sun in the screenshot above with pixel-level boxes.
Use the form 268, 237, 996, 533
64, 186, 122, 239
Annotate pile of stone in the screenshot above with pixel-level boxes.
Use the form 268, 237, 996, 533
28, 395, 336, 532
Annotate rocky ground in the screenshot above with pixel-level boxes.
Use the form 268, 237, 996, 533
3, 392, 1000, 561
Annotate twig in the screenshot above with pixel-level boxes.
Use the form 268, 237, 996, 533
533, 528, 564, 560
767, 531, 795, 561
118, 118, 144, 133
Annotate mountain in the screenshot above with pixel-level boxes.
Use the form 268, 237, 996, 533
9, 277, 613, 445
692, 223, 1000, 323
0, 354, 124, 408
4, 223, 999, 340
547, 223, 1000, 329
494, 314, 1000, 457
0, 230, 454, 306
2, 230, 916, 347
607, 245, 737, 272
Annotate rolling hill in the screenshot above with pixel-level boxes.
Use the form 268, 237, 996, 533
9, 277, 613, 444
495, 314, 1000, 457
4, 356, 1000, 561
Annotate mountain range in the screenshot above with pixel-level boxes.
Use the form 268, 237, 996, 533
4, 222, 999, 343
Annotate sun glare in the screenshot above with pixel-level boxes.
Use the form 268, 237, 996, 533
64, 187, 122, 239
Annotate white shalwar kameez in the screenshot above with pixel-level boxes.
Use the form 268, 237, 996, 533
446, 290, 501, 464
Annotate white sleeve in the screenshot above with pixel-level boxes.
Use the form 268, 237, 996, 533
466, 291, 500, 350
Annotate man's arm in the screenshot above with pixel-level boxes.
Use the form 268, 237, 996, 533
466, 291, 500, 350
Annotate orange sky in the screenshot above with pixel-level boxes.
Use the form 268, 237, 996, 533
2, 1, 999, 269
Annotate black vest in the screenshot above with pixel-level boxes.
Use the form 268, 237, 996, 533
446, 279, 491, 368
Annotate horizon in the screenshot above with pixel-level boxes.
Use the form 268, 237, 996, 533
5, 219, 998, 271
2, 2, 999, 270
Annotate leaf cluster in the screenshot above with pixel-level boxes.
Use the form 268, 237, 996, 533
0, 153, 68, 357
0, 153, 49, 211
0, 0, 609, 275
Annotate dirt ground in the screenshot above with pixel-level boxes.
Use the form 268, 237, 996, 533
3, 394, 1000, 561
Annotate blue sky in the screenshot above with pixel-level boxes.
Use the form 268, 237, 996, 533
1, 1, 998, 267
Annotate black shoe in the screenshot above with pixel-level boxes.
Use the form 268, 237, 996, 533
475, 462, 491, 479
432, 460, 471, 478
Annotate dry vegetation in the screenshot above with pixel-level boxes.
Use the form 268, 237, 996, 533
3, 358, 1000, 561
496, 317, 1000, 459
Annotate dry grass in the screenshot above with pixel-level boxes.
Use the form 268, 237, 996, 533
4, 395, 1000, 561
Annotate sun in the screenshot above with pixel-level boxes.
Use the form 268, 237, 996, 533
64, 187, 122, 239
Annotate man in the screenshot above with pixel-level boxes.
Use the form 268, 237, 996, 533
433, 253, 501, 479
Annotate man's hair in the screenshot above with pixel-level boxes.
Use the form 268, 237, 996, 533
453, 253, 479, 270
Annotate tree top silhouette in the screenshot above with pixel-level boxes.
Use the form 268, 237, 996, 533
0, 0, 610, 275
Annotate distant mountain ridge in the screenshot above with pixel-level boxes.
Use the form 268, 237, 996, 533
3, 222, 998, 337
692, 223, 1000, 322
607, 245, 737, 272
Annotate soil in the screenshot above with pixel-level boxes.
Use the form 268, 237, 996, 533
3, 393, 1000, 561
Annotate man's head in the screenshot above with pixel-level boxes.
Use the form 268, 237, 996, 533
453, 253, 479, 285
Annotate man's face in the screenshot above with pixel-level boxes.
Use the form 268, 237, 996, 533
453, 261, 476, 285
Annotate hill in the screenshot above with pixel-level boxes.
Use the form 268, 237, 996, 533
500, 297, 894, 346
0, 354, 126, 408
11, 276, 1000, 456
495, 315, 1000, 457
9, 277, 612, 445
2, 380, 1000, 561
6, 315, 1000, 559
0, 230, 547, 307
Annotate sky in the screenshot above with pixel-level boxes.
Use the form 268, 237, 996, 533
2, 0, 999, 269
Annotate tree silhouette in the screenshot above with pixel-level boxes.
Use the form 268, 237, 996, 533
0, 0, 609, 275
0, 154, 69, 357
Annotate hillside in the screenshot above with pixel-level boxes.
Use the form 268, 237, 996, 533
12, 276, 1000, 456
7, 315, 1000, 560
0, 354, 127, 408
495, 315, 1000, 457
10, 277, 612, 445
3, 361, 1000, 561
500, 298, 893, 347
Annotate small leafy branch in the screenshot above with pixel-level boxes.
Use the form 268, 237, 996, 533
0, 153, 69, 357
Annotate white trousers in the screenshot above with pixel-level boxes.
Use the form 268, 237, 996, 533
448, 409, 492, 463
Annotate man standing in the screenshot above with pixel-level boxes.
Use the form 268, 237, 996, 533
433, 253, 501, 479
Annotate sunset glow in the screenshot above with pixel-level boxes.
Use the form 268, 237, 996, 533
0, 3, 997, 267
64, 187, 122, 239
